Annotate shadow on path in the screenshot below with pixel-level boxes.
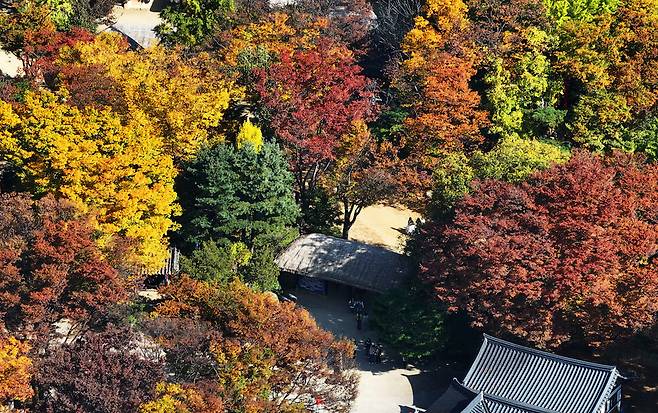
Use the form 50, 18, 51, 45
295, 286, 464, 412
150, 0, 168, 12
404, 362, 466, 409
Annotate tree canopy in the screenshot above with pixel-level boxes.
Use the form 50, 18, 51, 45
176, 141, 299, 251
0, 335, 33, 405
34, 325, 165, 413
420, 151, 658, 348
0, 92, 179, 268
151, 277, 358, 412
254, 40, 377, 213
0, 193, 127, 333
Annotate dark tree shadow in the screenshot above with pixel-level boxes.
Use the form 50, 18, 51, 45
403, 362, 467, 410
150, 0, 169, 12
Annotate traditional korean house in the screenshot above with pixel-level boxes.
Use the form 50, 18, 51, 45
428, 335, 623, 413
275, 233, 410, 295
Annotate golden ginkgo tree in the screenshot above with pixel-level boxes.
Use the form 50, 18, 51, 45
0, 91, 179, 269
57, 33, 237, 162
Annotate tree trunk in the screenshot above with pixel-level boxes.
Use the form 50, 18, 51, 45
342, 202, 364, 239
342, 200, 352, 239
342, 214, 352, 239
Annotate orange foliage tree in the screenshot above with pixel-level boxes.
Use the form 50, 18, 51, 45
391, 0, 488, 207
0, 193, 127, 334
0, 335, 33, 405
152, 276, 358, 412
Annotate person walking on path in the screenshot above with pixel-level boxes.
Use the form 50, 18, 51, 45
368, 342, 377, 363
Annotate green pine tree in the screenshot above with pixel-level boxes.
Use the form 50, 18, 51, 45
176, 142, 299, 252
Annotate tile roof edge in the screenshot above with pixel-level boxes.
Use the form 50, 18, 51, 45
589, 368, 621, 413
463, 335, 489, 384
457, 381, 562, 413
482, 334, 618, 372
461, 391, 486, 413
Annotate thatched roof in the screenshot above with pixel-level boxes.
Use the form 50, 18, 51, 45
275, 233, 410, 293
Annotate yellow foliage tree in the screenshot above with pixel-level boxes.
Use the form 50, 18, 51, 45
0, 91, 179, 269
57, 33, 238, 161
236, 119, 263, 151
221, 12, 327, 65
0, 336, 33, 404
401, 0, 471, 69
139, 383, 220, 413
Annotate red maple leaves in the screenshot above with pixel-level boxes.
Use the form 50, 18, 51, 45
420, 151, 658, 348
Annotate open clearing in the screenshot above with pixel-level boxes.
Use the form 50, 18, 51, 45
347, 204, 421, 253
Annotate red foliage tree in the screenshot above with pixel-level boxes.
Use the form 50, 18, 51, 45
21, 26, 94, 84
0, 193, 127, 334
58, 63, 128, 112
33, 325, 165, 413
254, 40, 377, 210
419, 151, 658, 348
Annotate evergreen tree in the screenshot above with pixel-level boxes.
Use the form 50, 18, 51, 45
176, 142, 299, 251
180, 240, 280, 292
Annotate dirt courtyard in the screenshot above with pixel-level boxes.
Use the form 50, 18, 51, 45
347, 205, 421, 253
293, 286, 455, 413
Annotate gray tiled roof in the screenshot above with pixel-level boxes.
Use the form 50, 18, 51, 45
110, 25, 159, 48
463, 335, 620, 413
431, 375, 613, 413
461, 386, 560, 413
275, 233, 410, 292
428, 379, 558, 413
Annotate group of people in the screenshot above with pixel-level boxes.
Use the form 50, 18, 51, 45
364, 338, 384, 363
348, 298, 367, 330
406, 217, 423, 235
346, 300, 385, 363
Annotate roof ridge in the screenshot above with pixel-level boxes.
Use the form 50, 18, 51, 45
482, 334, 617, 372
304, 233, 404, 254
483, 392, 562, 413
479, 398, 493, 413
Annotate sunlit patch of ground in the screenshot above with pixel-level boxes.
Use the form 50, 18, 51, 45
347, 204, 421, 253
293, 286, 457, 413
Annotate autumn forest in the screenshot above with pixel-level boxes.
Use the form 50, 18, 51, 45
0, 0, 658, 411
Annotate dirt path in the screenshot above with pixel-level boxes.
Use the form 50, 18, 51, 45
294, 288, 418, 412
348, 205, 421, 253
0, 50, 21, 77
